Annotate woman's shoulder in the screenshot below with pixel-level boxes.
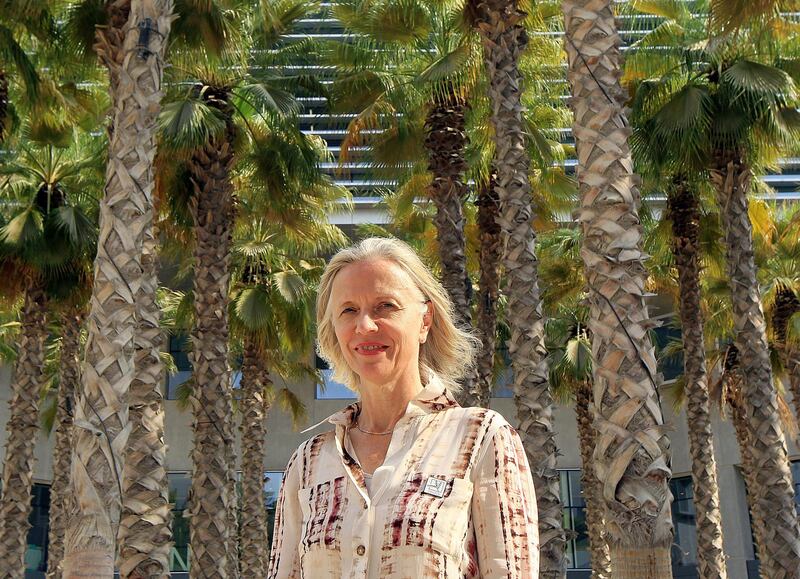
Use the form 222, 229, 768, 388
284, 430, 337, 472
446, 405, 512, 430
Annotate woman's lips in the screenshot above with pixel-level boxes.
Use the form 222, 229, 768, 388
356, 344, 389, 356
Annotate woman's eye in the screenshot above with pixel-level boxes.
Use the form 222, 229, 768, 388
341, 307, 356, 315
379, 302, 397, 310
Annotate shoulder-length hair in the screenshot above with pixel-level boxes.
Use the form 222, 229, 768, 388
315, 237, 477, 394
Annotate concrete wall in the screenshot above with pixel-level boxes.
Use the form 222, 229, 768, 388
2, 361, 797, 579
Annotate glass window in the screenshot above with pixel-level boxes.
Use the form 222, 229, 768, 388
265, 471, 285, 547
315, 354, 357, 399
669, 476, 698, 569
166, 334, 192, 400
27, 483, 50, 572
560, 470, 590, 569
792, 460, 800, 514
168, 472, 191, 572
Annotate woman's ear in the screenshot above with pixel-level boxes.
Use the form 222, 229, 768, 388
420, 300, 433, 343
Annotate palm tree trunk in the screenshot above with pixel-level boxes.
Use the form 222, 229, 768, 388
423, 90, 477, 400
471, 3, 565, 575
667, 181, 728, 579
562, 0, 674, 574
722, 362, 768, 564
117, 224, 172, 578
239, 336, 272, 578
62, 2, 172, 575
774, 288, 800, 444
709, 151, 800, 575
472, 175, 502, 409
574, 380, 611, 579
0, 284, 49, 576
187, 110, 238, 579
0, 70, 8, 143
46, 309, 85, 579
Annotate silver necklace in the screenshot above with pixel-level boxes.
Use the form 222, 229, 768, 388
354, 420, 394, 436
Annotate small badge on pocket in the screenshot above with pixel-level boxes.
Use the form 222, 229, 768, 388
422, 477, 447, 498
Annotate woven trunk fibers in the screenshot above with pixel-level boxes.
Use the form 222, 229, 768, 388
238, 337, 272, 577
562, 0, 674, 569
574, 380, 611, 579
0, 70, 8, 143
187, 116, 237, 579
46, 309, 86, 579
610, 547, 672, 579
117, 219, 172, 578
423, 91, 478, 402
0, 286, 49, 577
667, 182, 728, 578
471, 2, 565, 575
774, 289, 800, 447
62, 2, 173, 576
473, 175, 502, 409
710, 153, 800, 577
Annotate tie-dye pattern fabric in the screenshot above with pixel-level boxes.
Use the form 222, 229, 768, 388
267, 376, 539, 578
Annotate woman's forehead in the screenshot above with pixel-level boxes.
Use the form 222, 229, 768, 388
330, 259, 419, 301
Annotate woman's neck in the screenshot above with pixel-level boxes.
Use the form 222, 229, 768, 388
357, 374, 425, 432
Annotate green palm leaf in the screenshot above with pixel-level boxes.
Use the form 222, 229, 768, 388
0, 204, 42, 245
158, 97, 228, 150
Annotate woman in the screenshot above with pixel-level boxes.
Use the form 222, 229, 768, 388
268, 237, 539, 578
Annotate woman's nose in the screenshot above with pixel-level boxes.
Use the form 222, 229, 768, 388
355, 312, 379, 333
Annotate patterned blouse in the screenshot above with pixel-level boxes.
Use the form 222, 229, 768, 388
267, 376, 539, 578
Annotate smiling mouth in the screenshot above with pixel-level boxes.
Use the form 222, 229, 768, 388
357, 345, 389, 352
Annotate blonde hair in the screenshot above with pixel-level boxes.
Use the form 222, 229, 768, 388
315, 237, 477, 394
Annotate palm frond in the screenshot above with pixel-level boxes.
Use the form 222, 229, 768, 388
158, 96, 228, 151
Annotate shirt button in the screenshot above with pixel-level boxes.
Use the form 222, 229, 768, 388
356, 545, 366, 556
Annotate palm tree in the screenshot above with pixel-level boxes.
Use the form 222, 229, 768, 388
562, 0, 675, 575
538, 226, 611, 578
759, 206, 800, 441
46, 308, 87, 579
61, 1, 174, 575
625, 7, 730, 562
0, 136, 99, 577
229, 215, 342, 575
158, 6, 339, 570
329, 0, 482, 397
0, 0, 51, 142
465, 1, 569, 574
628, 7, 800, 571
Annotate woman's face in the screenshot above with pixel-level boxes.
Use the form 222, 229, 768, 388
329, 259, 432, 390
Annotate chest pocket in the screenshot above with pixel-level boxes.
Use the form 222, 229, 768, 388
385, 472, 474, 556
298, 476, 348, 553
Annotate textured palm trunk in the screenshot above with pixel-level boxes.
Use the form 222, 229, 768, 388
0, 70, 8, 143
472, 176, 502, 408
239, 336, 272, 577
62, 2, 172, 576
423, 91, 477, 400
117, 223, 172, 578
774, 289, 800, 444
666, 182, 727, 579
187, 106, 237, 579
46, 310, 85, 579
562, 0, 674, 574
574, 380, 611, 579
722, 361, 767, 563
709, 152, 800, 575
0, 285, 49, 576
471, 3, 565, 575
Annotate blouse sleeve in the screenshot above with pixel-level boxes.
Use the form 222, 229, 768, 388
471, 424, 539, 578
267, 447, 303, 579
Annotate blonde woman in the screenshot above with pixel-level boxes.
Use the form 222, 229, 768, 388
267, 237, 539, 578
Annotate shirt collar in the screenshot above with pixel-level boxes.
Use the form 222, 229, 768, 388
301, 373, 460, 434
